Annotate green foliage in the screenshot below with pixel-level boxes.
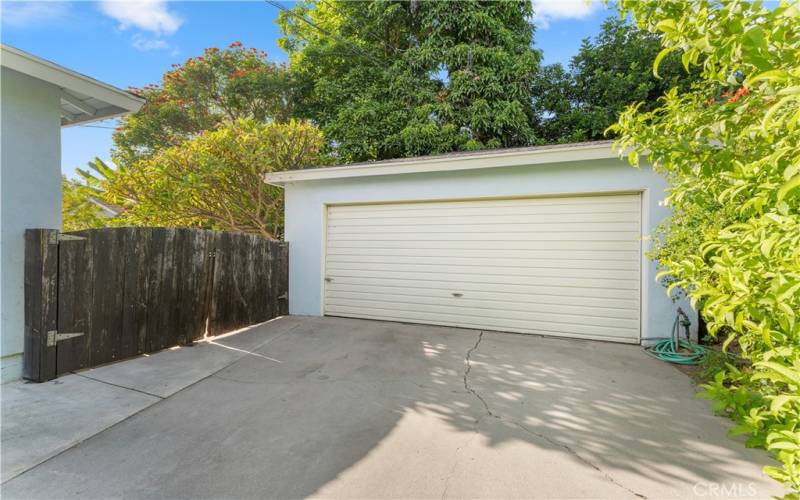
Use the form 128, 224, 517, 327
61, 175, 117, 231
698, 349, 800, 490
75, 44, 322, 238
84, 119, 322, 238
610, 0, 800, 492
113, 43, 295, 168
533, 17, 699, 143
279, 0, 541, 162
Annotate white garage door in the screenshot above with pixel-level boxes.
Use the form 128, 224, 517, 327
324, 194, 641, 343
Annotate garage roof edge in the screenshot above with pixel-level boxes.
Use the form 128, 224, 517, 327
264, 140, 619, 186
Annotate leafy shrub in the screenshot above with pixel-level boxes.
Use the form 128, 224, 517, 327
62, 175, 118, 231
610, 0, 800, 492
78, 119, 323, 238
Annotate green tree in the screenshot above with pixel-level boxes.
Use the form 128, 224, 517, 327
61, 176, 116, 231
113, 43, 295, 168
87, 119, 322, 239
530, 63, 584, 143
76, 44, 322, 238
278, 0, 541, 162
534, 17, 698, 143
610, 0, 800, 491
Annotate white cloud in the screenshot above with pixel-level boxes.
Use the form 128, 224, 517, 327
131, 33, 169, 51
1, 1, 70, 27
531, 0, 604, 29
98, 0, 182, 35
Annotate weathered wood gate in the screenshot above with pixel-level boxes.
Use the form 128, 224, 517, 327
24, 227, 288, 382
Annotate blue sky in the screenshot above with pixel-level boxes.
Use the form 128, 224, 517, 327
1, 0, 613, 177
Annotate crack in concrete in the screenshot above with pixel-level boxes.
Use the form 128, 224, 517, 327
511, 420, 647, 499
440, 417, 484, 500
442, 331, 495, 499
458, 330, 647, 500
463, 331, 497, 419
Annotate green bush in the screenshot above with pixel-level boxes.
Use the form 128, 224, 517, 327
77, 119, 323, 238
610, 0, 800, 492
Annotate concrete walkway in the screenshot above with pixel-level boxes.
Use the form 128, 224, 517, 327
1, 316, 785, 499
1, 316, 306, 484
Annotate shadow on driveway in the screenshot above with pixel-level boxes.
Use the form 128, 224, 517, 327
1, 316, 784, 499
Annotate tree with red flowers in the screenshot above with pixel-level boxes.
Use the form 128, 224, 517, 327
65, 44, 320, 237
112, 43, 296, 169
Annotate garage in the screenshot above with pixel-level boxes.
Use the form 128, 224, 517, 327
265, 140, 693, 344
324, 194, 642, 343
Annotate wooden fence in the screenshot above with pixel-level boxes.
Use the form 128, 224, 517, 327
24, 227, 288, 382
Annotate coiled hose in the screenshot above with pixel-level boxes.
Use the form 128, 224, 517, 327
644, 307, 707, 365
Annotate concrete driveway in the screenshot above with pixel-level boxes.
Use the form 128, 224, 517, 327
1, 316, 784, 499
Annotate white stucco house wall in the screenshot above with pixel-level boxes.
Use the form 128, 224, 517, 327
265, 142, 693, 345
0, 45, 143, 383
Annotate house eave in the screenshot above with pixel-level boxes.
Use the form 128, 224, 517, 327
1, 44, 145, 126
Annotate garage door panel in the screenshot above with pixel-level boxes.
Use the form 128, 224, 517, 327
326, 293, 639, 320
328, 221, 641, 234
325, 194, 641, 342
325, 305, 638, 341
326, 262, 639, 280
330, 204, 641, 219
330, 194, 639, 213
327, 311, 636, 342
327, 255, 638, 270
327, 247, 639, 260
330, 274, 641, 300
326, 299, 640, 330
328, 231, 641, 242
326, 285, 640, 310
329, 211, 640, 226
328, 269, 637, 290
327, 240, 640, 251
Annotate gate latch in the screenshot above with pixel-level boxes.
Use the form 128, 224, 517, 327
46, 330, 84, 347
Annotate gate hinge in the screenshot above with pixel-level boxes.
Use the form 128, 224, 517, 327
46, 330, 85, 347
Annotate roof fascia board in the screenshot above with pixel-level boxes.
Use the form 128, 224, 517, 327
264, 143, 618, 186
2, 45, 144, 113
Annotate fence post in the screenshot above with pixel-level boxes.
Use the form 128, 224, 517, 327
23, 229, 59, 382
278, 242, 289, 316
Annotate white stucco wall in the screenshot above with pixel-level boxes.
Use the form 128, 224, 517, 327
1, 67, 62, 380
283, 156, 692, 343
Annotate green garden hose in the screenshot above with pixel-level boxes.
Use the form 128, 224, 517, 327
644, 307, 707, 365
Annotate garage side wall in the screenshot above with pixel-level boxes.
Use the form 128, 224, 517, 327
284, 158, 689, 342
